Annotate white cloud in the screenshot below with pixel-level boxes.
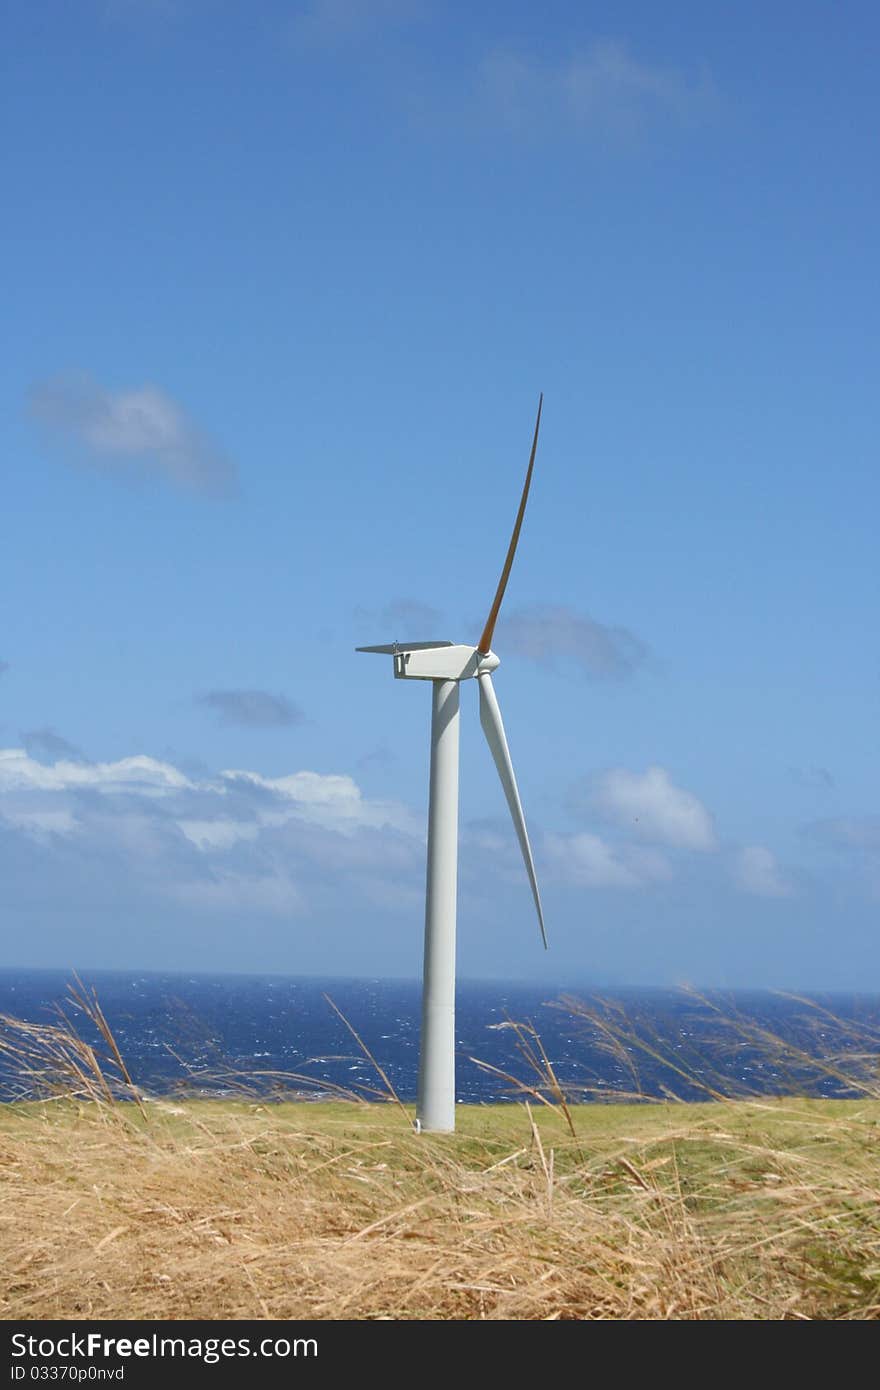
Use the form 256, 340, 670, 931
593, 766, 716, 851
29, 373, 236, 496
171, 870, 305, 917
791, 766, 835, 792
498, 605, 646, 679
221, 768, 420, 836
353, 597, 445, 645
0, 749, 420, 844
196, 690, 304, 729
21, 728, 83, 762
546, 831, 671, 890
381, 598, 443, 635
0, 749, 191, 797
802, 817, 880, 899
0, 745, 425, 928
805, 817, 880, 853
480, 39, 713, 143
103, 0, 178, 18
289, 0, 420, 48
0, 808, 79, 837
177, 819, 260, 851
733, 846, 794, 899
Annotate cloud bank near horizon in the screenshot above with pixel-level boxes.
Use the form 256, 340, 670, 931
0, 746, 423, 923
0, 744, 801, 957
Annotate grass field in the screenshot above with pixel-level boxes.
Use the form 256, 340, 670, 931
2, 986, 879, 1320
2, 1093, 880, 1320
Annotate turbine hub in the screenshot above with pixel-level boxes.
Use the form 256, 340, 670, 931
477, 650, 500, 673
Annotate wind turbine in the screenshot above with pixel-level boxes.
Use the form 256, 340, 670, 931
358, 396, 547, 1133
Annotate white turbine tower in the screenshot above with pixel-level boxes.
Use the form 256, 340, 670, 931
358, 396, 547, 1133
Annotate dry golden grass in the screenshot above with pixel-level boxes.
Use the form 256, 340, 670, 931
1, 987, 879, 1320
2, 1095, 880, 1320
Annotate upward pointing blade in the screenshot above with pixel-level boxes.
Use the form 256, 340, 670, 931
477, 671, 547, 949
477, 394, 543, 655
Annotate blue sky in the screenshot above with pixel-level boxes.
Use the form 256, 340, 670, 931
2, 1, 878, 987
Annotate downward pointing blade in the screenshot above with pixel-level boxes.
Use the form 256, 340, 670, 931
477, 672, 547, 949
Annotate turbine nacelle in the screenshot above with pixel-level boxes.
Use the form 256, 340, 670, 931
357, 642, 500, 682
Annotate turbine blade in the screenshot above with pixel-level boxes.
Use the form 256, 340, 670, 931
477, 672, 547, 949
477, 393, 543, 655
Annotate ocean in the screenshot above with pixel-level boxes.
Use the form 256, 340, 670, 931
1, 969, 877, 1105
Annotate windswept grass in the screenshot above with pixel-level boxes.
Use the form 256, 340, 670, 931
1, 987, 879, 1320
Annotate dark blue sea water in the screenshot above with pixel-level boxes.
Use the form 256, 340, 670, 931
1, 970, 878, 1105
